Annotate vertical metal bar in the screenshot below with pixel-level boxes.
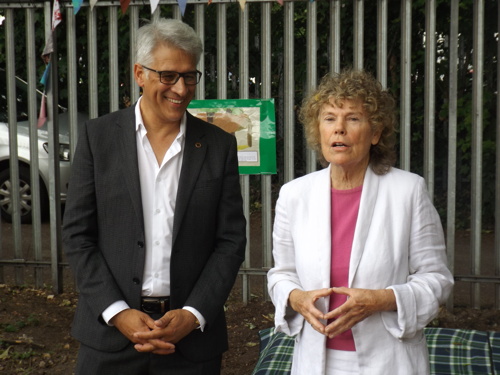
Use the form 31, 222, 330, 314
195, 4, 206, 100
305, 0, 317, 174
330, 0, 341, 73
424, 0, 436, 200
63, 4, 77, 291
239, 2, 250, 305
260, 1, 272, 133
26, 7, 44, 287
172, 4, 180, 19
240, 174, 250, 304
66, 6, 79, 161
470, 0, 484, 309
217, 4, 227, 99
108, 6, 119, 112
283, 1, 294, 183
353, 0, 363, 70
446, 0, 459, 311
87, 6, 98, 119
261, 1, 272, 301
129, 6, 140, 103
496, 0, 500, 310
45, 2, 63, 294
5, 8, 24, 285
399, 0, 412, 171
239, 4, 249, 98
377, 0, 387, 87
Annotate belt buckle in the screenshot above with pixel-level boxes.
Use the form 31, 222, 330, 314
141, 298, 160, 314
141, 297, 169, 314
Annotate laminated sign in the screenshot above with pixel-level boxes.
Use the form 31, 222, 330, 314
188, 99, 277, 175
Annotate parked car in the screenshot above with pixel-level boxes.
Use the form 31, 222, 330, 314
0, 69, 87, 223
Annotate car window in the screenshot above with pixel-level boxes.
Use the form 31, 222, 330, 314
0, 92, 7, 123
0, 69, 36, 123
0, 68, 65, 125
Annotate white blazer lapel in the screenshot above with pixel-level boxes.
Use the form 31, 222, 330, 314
349, 167, 380, 286
301, 166, 333, 311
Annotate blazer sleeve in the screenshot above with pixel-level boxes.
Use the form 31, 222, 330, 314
382, 177, 454, 339
267, 182, 305, 336
178, 132, 247, 326
62, 119, 128, 319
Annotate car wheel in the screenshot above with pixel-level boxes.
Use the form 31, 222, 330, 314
0, 166, 48, 224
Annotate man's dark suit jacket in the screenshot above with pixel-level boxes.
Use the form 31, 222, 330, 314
62, 105, 246, 363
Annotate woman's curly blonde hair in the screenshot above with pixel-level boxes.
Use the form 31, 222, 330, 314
299, 69, 397, 175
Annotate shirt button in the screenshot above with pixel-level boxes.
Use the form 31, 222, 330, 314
155, 209, 160, 214
155, 241, 160, 246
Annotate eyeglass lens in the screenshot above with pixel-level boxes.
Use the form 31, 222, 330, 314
160, 71, 200, 85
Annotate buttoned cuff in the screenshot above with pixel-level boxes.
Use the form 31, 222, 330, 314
102, 300, 130, 326
183, 306, 206, 332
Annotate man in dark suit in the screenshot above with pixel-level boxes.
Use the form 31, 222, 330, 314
62, 18, 246, 374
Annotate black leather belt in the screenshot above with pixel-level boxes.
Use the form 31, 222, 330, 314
141, 296, 170, 314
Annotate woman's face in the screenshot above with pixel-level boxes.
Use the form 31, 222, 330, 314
319, 98, 381, 174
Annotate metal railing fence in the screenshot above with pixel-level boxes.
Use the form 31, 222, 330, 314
0, 0, 498, 309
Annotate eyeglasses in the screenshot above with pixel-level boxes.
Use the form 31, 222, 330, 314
141, 65, 202, 85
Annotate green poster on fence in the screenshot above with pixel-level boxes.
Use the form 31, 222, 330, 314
188, 99, 277, 175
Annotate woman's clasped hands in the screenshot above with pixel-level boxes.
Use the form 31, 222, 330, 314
289, 287, 397, 339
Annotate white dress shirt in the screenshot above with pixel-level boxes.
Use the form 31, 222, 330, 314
138, 103, 183, 297
102, 98, 205, 329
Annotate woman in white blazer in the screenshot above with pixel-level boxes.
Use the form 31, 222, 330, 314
267, 70, 454, 375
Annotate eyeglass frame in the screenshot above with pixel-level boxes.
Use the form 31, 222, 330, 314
141, 65, 203, 86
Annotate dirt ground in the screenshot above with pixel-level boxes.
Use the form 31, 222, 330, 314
0, 279, 497, 375
0, 281, 277, 375
1, 214, 499, 374
0, 282, 499, 375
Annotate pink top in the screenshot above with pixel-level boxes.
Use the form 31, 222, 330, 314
326, 185, 362, 351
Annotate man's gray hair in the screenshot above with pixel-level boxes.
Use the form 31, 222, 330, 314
135, 18, 203, 67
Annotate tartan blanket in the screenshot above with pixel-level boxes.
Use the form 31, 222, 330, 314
252, 327, 500, 375
425, 327, 491, 374
490, 331, 500, 374
252, 327, 294, 375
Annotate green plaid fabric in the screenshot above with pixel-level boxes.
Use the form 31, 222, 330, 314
253, 327, 499, 374
251, 327, 294, 375
489, 331, 500, 374
424, 327, 492, 374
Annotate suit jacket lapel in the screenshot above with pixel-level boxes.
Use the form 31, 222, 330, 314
349, 167, 379, 286
116, 105, 144, 230
173, 113, 207, 243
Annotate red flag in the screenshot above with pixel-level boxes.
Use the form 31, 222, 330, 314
120, 0, 131, 14
52, 0, 62, 29
42, 0, 62, 56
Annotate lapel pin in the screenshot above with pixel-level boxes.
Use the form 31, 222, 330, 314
195, 142, 202, 148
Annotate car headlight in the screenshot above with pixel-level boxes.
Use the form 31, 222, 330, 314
43, 142, 71, 161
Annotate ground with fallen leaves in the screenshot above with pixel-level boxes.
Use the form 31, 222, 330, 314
0, 283, 276, 375
0, 282, 499, 375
